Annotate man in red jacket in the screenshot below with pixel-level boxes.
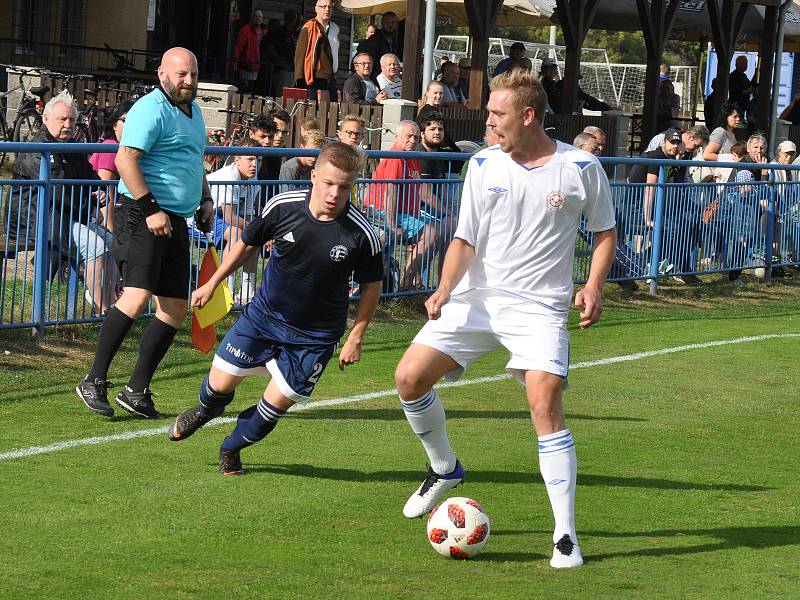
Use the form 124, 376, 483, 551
232, 9, 264, 93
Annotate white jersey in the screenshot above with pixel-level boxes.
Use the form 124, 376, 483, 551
377, 73, 403, 98
453, 140, 615, 312
206, 162, 261, 219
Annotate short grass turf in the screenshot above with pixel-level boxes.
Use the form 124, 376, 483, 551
1, 278, 799, 599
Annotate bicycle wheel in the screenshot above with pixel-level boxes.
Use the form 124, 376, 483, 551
0, 117, 9, 168
73, 122, 90, 144
12, 111, 43, 143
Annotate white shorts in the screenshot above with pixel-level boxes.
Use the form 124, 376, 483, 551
412, 289, 570, 384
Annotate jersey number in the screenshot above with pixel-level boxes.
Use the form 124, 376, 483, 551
308, 362, 324, 385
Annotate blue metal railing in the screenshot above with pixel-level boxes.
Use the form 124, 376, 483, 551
2, 141, 799, 332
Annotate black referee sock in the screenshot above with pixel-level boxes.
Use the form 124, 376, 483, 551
127, 317, 178, 392
87, 306, 135, 382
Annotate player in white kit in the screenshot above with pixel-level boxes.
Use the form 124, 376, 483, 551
394, 68, 617, 569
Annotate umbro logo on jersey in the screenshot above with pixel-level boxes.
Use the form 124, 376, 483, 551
282, 231, 295, 243
488, 186, 508, 193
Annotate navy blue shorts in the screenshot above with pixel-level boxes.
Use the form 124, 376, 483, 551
212, 305, 337, 404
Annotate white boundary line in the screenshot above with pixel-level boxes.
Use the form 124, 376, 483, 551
1, 333, 797, 462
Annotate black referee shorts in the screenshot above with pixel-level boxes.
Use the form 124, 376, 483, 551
111, 197, 190, 299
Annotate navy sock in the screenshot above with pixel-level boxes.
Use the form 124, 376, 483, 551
221, 398, 285, 451
198, 375, 235, 419
88, 306, 134, 381
128, 317, 178, 392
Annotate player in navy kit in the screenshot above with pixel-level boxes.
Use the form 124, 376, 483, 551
168, 143, 383, 475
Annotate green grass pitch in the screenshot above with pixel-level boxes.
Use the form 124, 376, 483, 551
1, 279, 799, 599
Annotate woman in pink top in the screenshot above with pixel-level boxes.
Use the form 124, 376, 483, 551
90, 100, 134, 229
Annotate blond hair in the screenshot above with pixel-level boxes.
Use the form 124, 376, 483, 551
317, 142, 365, 174
303, 129, 325, 148
339, 114, 366, 128
489, 69, 548, 123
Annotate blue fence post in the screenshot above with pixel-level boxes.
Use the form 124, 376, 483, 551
763, 170, 776, 283
32, 152, 52, 336
648, 165, 667, 295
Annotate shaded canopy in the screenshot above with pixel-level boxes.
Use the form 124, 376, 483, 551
340, 0, 551, 27
530, 0, 800, 49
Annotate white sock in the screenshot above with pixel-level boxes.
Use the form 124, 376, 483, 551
538, 429, 578, 545
400, 389, 456, 475
242, 272, 257, 301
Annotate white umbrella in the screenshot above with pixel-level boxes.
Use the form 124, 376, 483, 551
340, 0, 551, 27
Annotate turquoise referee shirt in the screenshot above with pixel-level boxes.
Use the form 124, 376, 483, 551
118, 87, 206, 217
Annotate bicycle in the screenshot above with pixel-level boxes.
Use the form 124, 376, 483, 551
261, 97, 312, 119
0, 64, 50, 165
206, 108, 258, 172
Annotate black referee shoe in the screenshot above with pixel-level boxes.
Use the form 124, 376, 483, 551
115, 386, 161, 419
76, 377, 115, 417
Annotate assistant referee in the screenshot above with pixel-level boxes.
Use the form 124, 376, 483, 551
77, 47, 214, 419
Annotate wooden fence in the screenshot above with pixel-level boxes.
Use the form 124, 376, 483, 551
231, 94, 385, 149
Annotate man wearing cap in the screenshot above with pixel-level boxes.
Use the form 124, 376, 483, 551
492, 42, 525, 76
631, 128, 706, 285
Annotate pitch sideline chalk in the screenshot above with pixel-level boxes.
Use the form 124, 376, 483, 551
1, 333, 797, 462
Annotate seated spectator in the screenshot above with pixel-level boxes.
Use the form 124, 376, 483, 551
582, 125, 607, 156
646, 125, 709, 156
743, 133, 768, 181
703, 103, 741, 162
365, 121, 452, 289
260, 109, 290, 183
417, 111, 460, 178
492, 42, 525, 77
299, 116, 321, 143
13, 95, 115, 314
247, 114, 278, 186
377, 53, 403, 99
417, 82, 460, 156
438, 61, 467, 106
206, 138, 262, 303
89, 99, 136, 231
655, 79, 680, 132
336, 114, 366, 147
766, 140, 796, 278
630, 127, 702, 285
343, 52, 386, 105
279, 129, 324, 193
573, 132, 599, 154
726, 141, 760, 282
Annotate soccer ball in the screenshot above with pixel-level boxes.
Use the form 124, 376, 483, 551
426, 497, 490, 559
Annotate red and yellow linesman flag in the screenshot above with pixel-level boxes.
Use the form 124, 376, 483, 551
191, 234, 234, 354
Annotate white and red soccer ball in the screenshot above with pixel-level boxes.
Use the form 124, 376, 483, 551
426, 497, 490, 559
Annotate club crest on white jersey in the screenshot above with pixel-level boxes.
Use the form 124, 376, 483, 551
546, 190, 566, 211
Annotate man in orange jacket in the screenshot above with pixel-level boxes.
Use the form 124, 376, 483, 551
294, 0, 339, 100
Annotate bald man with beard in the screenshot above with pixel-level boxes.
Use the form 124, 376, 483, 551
77, 47, 216, 419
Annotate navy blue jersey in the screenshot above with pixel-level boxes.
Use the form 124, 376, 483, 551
242, 190, 383, 341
